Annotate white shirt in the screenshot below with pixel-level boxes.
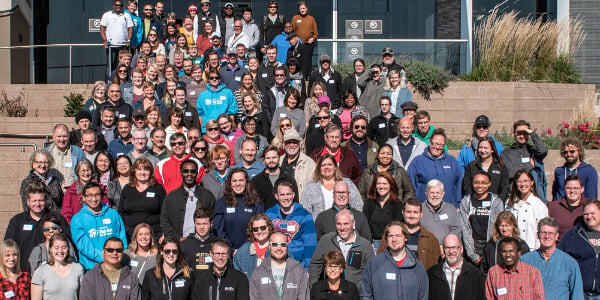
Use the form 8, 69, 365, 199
443, 261, 462, 300
100, 10, 134, 46
321, 185, 334, 211
227, 32, 250, 54
508, 193, 548, 250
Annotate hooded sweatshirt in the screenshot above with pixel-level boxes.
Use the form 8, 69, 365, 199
553, 161, 598, 200
196, 83, 239, 133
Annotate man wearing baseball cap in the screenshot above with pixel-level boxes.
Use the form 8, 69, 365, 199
308, 53, 343, 109
222, 2, 236, 43
197, 0, 224, 38
286, 31, 309, 78
457, 114, 505, 170
381, 47, 403, 78
280, 129, 316, 194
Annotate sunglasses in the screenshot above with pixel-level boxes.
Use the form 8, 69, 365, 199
171, 141, 186, 146
274, 74, 285, 77
105, 248, 124, 253
43, 225, 60, 232
270, 242, 288, 248
279, 123, 291, 129
353, 125, 366, 130
316, 116, 330, 121
182, 169, 197, 174
163, 249, 178, 255
207, 127, 219, 132
562, 149, 577, 155
252, 226, 268, 232
118, 70, 128, 73
209, 76, 220, 80
476, 125, 489, 130
269, 6, 278, 8
193, 147, 208, 152
201, 3, 210, 6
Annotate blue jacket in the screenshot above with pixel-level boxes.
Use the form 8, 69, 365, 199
107, 137, 133, 159
558, 222, 600, 294
213, 195, 264, 249
233, 241, 270, 279
219, 64, 245, 92
44, 143, 86, 180
196, 83, 238, 133
553, 161, 598, 201
521, 248, 584, 300
408, 149, 464, 207
457, 136, 505, 170
265, 203, 317, 271
271, 32, 300, 64
70, 203, 127, 270
383, 88, 413, 116
360, 249, 428, 300
124, 10, 143, 48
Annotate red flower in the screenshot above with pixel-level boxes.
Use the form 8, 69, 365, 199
586, 122, 590, 127
565, 123, 570, 128
547, 129, 552, 134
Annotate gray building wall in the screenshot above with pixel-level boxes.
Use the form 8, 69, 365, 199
571, 0, 600, 88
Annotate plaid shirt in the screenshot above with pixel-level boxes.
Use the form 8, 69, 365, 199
0, 272, 31, 300
485, 261, 544, 300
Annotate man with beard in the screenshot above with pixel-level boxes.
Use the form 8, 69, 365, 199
96, 106, 117, 145
107, 118, 134, 159
249, 231, 309, 299
251, 145, 299, 210
280, 129, 315, 193
341, 115, 378, 170
420, 179, 461, 243
387, 117, 427, 170
141, 3, 163, 41
427, 234, 485, 300
486, 237, 544, 299
553, 138, 598, 200
94, 83, 133, 128
231, 139, 265, 179
549, 175, 590, 236
380, 47, 403, 78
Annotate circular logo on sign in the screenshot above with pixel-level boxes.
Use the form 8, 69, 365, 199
351, 35, 358, 40
351, 48, 359, 55
94, 20, 101, 27
370, 21, 378, 29
351, 21, 359, 29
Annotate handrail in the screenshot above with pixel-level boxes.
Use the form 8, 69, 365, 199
318, 38, 469, 42
0, 143, 37, 152
0, 133, 52, 139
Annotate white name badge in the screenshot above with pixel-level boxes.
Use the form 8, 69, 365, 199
279, 113, 286, 118
189, 91, 196, 95
482, 201, 491, 207
226, 207, 236, 213
119, 114, 126, 119
202, 17, 206, 21
111, 283, 118, 292
130, 260, 139, 267
22, 224, 33, 231
296, 19, 302, 23
175, 280, 185, 287
205, 256, 213, 263
102, 218, 112, 225
185, 112, 192, 117
521, 157, 530, 163
328, 79, 335, 84
497, 287, 508, 296
439, 214, 448, 220
378, 123, 385, 128
146, 192, 155, 197
64, 162, 73, 168
4, 290, 14, 298
244, 208, 253, 213
286, 282, 298, 289
220, 96, 226, 100
386, 272, 396, 280
287, 225, 296, 232
235, 77, 241, 81
262, 73, 268, 78
261, 277, 270, 284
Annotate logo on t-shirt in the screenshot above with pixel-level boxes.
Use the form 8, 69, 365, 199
271, 219, 300, 241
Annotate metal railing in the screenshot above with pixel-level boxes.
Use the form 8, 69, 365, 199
0, 143, 37, 152
0, 43, 106, 84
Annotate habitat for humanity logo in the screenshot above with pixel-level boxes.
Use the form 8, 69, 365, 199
88, 227, 114, 238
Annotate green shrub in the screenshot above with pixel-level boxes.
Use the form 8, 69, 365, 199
64, 93, 85, 117
405, 61, 454, 101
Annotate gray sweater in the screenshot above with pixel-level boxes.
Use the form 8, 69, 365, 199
420, 201, 461, 243
249, 257, 309, 300
300, 178, 363, 220
459, 193, 504, 262
270, 107, 306, 137
80, 263, 141, 300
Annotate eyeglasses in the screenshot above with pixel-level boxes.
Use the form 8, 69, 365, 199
353, 125, 366, 130
201, 3, 210, 7
443, 246, 461, 252
171, 141, 186, 146
316, 116, 330, 121
562, 149, 577, 155
85, 193, 102, 199
279, 123, 291, 129
252, 226, 268, 232
193, 147, 208, 152
515, 130, 529, 136
270, 242, 287, 248
43, 225, 60, 232
284, 140, 299, 145
274, 74, 286, 77
325, 265, 343, 270
209, 76, 220, 80
539, 231, 557, 237
144, 9, 153, 11
163, 249, 178, 255
118, 70, 128, 74
207, 127, 219, 132
181, 169, 197, 174
334, 191, 349, 195
104, 248, 124, 253
234, 25, 242, 28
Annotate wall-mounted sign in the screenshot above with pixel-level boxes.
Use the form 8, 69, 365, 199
364, 20, 382, 34
89, 19, 101, 32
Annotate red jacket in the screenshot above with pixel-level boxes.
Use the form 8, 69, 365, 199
310, 146, 362, 185
62, 181, 110, 223
154, 154, 206, 193
549, 196, 589, 236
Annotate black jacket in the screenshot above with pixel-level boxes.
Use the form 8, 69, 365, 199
308, 70, 344, 109
192, 264, 250, 300
142, 265, 194, 300
180, 233, 217, 271
463, 158, 510, 201
306, 114, 343, 137
160, 184, 216, 239
164, 103, 201, 132
251, 169, 299, 211
69, 128, 108, 151
427, 261, 485, 300
287, 43, 311, 79
341, 73, 364, 96
93, 100, 133, 127
367, 113, 400, 147
310, 278, 359, 300
260, 14, 285, 47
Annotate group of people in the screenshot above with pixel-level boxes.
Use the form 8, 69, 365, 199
0, 0, 599, 299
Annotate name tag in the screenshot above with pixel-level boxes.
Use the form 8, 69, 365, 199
190, 91, 196, 95
226, 207, 236, 213
261, 277, 271, 284
521, 157, 530, 163
205, 256, 213, 263
90, 106, 95, 111
122, 285, 131, 290
119, 114, 126, 119
3, 290, 14, 298
315, 124, 320, 128
328, 79, 334, 84
286, 282, 298, 289
103, 218, 112, 225
146, 192, 155, 197
175, 280, 185, 288
130, 260, 139, 267
111, 283, 118, 292
262, 73, 268, 78
378, 123, 385, 128
244, 208, 253, 213
482, 201, 491, 207
296, 19, 302, 23
439, 213, 448, 220
386, 272, 396, 280
220, 96, 226, 100
287, 225, 296, 232
234, 77, 241, 81
497, 287, 508, 295
64, 162, 73, 168
202, 17, 206, 21
185, 112, 192, 117
279, 113, 286, 118
22, 224, 33, 231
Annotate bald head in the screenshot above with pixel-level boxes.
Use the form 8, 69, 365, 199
399, 117, 414, 140
333, 181, 350, 209
443, 234, 461, 247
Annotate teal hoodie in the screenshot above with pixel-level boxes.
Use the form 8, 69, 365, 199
196, 83, 238, 133
71, 203, 128, 270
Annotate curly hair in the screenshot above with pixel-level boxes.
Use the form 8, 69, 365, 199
223, 168, 261, 207
246, 214, 275, 241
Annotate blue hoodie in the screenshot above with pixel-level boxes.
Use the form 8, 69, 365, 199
124, 10, 143, 48
196, 83, 238, 133
558, 222, 600, 294
553, 161, 598, 200
70, 203, 128, 270
265, 202, 317, 271
408, 149, 464, 207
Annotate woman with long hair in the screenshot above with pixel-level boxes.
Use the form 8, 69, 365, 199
481, 211, 530, 273
213, 168, 264, 249
271, 117, 296, 153
310, 250, 360, 300
247, 57, 260, 79
234, 72, 264, 122
0, 240, 31, 300
145, 63, 163, 86
463, 136, 510, 201
161, 77, 179, 108
163, 23, 178, 54
301, 154, 362, 219
31, 234, 84, 300
20, 149, 63, 213
304, 81, 327, 124
233, 214, 274, 278
106, 155, 132, 208
195, 21, 215, 55
119, 158, 166, 241
363, 171, 404, 250
63, 158, 110, 222
164, 107, 189, 150
358, 144, 415, 203
29, 214, 78, 273
168, 34, 189, 63
383, 69, 413, 116
112, 63, 130, 86
190, 138, 210, 171
335, 90, 370, 139
142, 237, 193, 300
94, 151, 116, 186
239, 93, 270, 139
271, 89, 306, 137
124, 223, 158, 283
147, 29, 166, 57
83, 81, 107, 113
506, 169, 548, 250
145, 106, 163, 131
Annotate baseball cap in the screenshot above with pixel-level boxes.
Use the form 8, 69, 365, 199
319, 54, 331, 63
224, 2, 234, 8
211, 32, 221, 39
318, 95, 331, 106
132, 108, 146, 118
475, 115, 491, 126
382, 47, 394, 55
283, 129, 301, 142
